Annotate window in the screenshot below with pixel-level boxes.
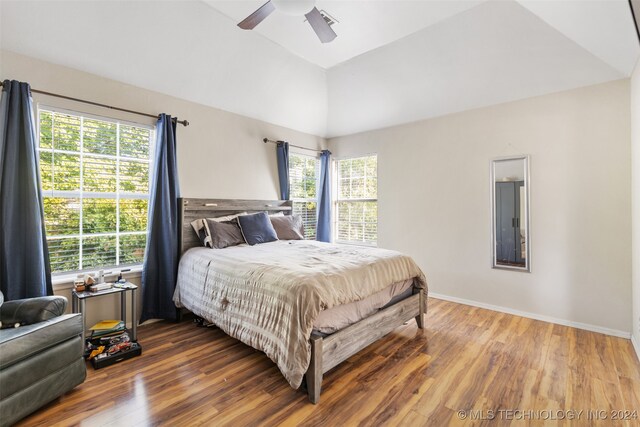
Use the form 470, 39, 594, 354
335, 155, 377, 245
38, 107, 154, 274
289, 153, 318, 239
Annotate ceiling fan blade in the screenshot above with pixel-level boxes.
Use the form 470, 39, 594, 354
238, 1, 276, 30
305, 7, 337, 43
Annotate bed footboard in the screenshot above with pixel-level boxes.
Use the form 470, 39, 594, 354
305, 289, 426, 404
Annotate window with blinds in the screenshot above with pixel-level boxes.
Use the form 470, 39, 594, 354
38, 108, 154, 274
335, 155, 377, 245
289, 153, 318, 240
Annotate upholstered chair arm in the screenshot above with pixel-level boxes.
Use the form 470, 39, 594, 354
0, 296, 67, 326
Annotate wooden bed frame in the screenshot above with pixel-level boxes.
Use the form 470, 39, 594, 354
178, 197, 426, 404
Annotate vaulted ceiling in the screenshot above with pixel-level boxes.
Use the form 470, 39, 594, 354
205, 0, 486, 69
1, 0, 637, 138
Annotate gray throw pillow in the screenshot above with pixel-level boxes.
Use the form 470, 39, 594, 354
270, 215, 304, 240
205, 219, 246, 249
190, 212, 248, 248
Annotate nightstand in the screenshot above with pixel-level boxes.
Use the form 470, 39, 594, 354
71, 283, 138, 342
71, 282, 141, 368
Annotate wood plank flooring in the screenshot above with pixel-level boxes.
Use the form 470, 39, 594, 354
16, 298, 640, 426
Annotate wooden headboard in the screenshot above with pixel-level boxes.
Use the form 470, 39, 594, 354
178, 198, 293, 256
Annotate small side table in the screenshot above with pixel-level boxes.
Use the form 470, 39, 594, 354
71, 283, 138, 341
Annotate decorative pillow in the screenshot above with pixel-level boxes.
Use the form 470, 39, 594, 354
190, 212, 248, 247
205, 219, 245, 249
270, 215, 304, 240
237, 212, 279, 245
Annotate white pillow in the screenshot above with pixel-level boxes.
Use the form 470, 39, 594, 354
210, 212, 249, 222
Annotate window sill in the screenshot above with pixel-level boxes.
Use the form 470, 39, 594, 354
52, 265, 143, 291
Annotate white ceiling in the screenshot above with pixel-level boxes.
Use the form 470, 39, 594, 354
0, 0, 328, 136
518, 0, 639, 76
1, 0, 638, 138
326, 0, 634, 136
204, 0, 486, 69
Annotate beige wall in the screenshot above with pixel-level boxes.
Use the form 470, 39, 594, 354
329, 79, 632, 335
2, 50, 633, 336
2, 50, 325, 329
631, 64, 640, 348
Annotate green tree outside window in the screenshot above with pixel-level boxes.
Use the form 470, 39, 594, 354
38, 109, 153, 274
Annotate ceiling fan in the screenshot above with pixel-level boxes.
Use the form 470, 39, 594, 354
238, 0, 337, 43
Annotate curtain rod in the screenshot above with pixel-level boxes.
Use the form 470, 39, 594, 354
0, 80, 189, 127
263, 138, 322, 153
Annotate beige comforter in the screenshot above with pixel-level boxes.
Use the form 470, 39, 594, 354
173, 240, 427, 388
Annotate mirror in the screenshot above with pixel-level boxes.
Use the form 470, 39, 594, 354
491, 155, 530, 272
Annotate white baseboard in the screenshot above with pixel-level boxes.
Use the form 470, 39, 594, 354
428, 292, 631, 339
632, 335, 640, 361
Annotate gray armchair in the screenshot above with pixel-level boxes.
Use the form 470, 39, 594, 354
0, 293, 86, 426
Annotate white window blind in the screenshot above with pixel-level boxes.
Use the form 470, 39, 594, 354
289, 153, 318, 240
38, 108, 154, 274
335, 155, 377, 245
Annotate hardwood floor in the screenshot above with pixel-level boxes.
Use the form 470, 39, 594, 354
17, 298, 640, 426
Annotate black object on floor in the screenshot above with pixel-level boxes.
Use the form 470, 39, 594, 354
91, 342, 142, 369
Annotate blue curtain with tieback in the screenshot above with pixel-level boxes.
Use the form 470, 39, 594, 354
316, 150, 332, 242
0, 80, 52, 300
140, 114, 181, 323
276, 141, 289, 200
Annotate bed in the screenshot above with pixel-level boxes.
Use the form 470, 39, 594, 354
173, 198, 428, 403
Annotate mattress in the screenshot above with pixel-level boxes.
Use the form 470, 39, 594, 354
312, 278, 415, 334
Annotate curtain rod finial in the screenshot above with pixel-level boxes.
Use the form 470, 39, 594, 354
263, 138, 268, 143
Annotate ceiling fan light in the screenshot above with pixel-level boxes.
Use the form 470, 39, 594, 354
272, 0, 316, 16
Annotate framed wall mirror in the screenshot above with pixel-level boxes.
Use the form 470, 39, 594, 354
490, 155, 530, 272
